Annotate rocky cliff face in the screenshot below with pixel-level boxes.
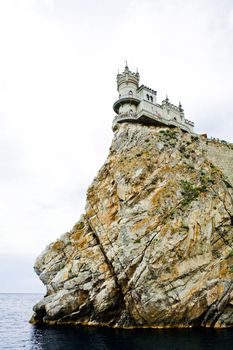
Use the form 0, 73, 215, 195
31, 123, 233, 328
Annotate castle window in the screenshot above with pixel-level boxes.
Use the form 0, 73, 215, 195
150, 96, 153, 103
146, 94, 149, 100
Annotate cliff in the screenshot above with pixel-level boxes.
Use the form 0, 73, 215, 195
31, 123, 233, 328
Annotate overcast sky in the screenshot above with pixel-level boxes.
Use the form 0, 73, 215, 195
0, 0, 233, 293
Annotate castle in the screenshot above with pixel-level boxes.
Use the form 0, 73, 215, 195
113, 64, 194, 134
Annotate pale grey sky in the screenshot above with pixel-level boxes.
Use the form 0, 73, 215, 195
0, 0, 232, 292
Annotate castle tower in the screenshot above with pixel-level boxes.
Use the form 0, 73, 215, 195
113, 63, 141, 115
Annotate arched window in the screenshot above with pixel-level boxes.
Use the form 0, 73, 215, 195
150, 96, 153, 103
146, 94, 149, 100
129, 90, 133, 96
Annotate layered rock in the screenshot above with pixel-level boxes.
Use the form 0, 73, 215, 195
31, 123, 233, 328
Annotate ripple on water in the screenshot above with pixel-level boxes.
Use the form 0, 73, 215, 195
0, 294, 232, 350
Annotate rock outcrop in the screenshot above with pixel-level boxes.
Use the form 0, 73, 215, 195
31, 123, 233, 328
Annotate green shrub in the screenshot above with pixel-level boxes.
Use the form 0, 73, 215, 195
160, 129, 177, 139
180, 180, 200, 203
180, 179, 208, 205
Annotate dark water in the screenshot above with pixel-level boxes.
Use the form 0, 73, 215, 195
0, 294, 232, 349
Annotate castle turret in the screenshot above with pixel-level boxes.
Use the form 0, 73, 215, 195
113, 63, 141, 115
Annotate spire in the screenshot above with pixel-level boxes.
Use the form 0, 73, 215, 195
124, 60, 129, 72
165, 94, 169, 102
179, 101, 183, 112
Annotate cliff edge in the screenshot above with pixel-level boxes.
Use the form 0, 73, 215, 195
31, 124, 233, 328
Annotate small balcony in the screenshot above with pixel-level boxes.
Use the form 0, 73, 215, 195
113, 94, 141, 114
117, 111, 138, 120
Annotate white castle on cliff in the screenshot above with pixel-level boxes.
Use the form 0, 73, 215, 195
113, 63, 194, 134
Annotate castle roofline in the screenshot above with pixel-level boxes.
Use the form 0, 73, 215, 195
137, 85, 157, 95
117, 63, 140, 79
117, 71, 140, 78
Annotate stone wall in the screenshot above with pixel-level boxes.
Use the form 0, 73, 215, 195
206, 141, 233, 186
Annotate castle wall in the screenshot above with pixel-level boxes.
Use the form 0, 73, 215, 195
138, 100, 157, 115
164, 108, 182, 123
205, 142, 233, 186
119, 103, 137, 114
118, 81, 138, 96
137, 89, 157, 104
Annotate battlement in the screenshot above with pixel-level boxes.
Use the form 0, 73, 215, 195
137, 85, 157, 95
113, 64, 195, 134
162, 100, 180, 112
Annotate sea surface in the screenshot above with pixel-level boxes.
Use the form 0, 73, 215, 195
0, 293, 232, 350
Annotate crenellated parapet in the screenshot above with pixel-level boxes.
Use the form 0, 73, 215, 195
161, 96, 180, 112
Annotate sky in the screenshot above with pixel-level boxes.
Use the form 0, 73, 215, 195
0, 0, 233, 293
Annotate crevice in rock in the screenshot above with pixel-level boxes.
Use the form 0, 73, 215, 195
212, 186, 233, 220
86, 215, 149, 326
129, 197, 185, 280
86, 218, 128, 315
201, 282, 233, 327
87, 214, 130, 283
216, 227, 232, 250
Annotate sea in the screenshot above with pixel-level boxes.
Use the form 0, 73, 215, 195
0, 293, 232, 350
